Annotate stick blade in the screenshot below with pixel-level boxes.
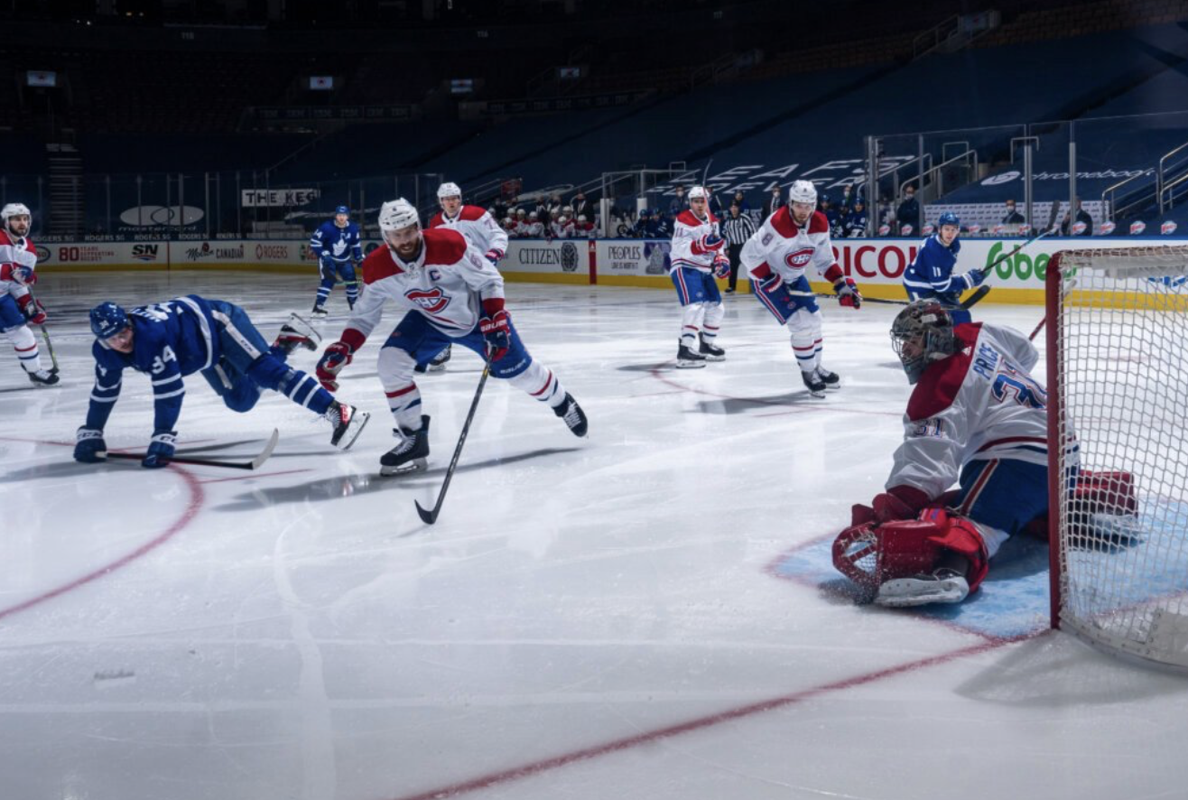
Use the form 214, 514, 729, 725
249, 429, 281, 470
415, 500, 438, 525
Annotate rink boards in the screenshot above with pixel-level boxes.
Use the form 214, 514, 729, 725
32, 236, 1185, 305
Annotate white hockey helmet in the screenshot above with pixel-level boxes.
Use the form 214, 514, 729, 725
688, 186, 708, 201
2, 202, 31, 235
577, 215, 587, 222
788, 180, 817, 206
378, 198, 420, 234
528, 211, 538, 220
437, 182, 462, 201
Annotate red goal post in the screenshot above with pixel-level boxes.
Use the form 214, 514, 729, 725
1046, 245, 1188, 670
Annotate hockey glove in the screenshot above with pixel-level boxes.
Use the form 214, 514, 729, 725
961, 269, 985, 290
17, 294, 47, 324
1, 264, 37, 285
316, 341, 354, 392
73, 427, 108, 463
480, 309, 512, 362
834, 277, 862, 309
484, 248, 504, 267
713, 255, 731, 280
142, 430, 177, 469
695, 234, 726, 256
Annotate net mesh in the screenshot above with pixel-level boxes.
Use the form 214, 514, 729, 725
1054, 246, 1188, 669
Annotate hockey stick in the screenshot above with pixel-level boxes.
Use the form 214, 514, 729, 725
24, 290, 59, 373
105, 428, 280, 470
793, 285, 988, 309
415, 360, 492, 525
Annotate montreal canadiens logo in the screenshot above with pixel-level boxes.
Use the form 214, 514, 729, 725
406, 287, 450, 313
784, 248, 815, 269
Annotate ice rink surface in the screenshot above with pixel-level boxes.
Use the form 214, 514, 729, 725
3, 270, 1188, 800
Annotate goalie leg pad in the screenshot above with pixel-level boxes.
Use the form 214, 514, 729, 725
1072, 469, 1138, 517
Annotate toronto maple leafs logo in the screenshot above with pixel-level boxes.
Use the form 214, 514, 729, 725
406, 287, 451, 313
784, 248, 815, 269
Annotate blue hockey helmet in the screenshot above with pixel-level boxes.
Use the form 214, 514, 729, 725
335, 205, 349, 215
90, 302, 129, 339
937, 211, 961, 229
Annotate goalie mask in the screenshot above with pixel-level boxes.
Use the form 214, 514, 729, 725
891, 300, 959, 384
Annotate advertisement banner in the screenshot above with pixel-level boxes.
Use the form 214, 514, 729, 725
241, 189, 321, 208
596, 240, 672, 278
504, 240, 589, 280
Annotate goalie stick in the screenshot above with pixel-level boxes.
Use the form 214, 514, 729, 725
415, 360, 492, 525
105, 428, 279, 470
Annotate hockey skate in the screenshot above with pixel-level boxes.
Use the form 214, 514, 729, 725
326, 401, 370, 450
427, 343, 452, 373
698, 333, 726, 362
24, 365, 60, 387
380, 415, 431, 476
310, 304, 329, 318
801, 370, 827, 398
874, 569, 969, 608
275, 313, 322, 356
814, 366, 840, 390
553, 392, 588, 437
676, 340, 707, 369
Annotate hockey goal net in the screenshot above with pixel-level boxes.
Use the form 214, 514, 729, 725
1047, 245, 1188, 670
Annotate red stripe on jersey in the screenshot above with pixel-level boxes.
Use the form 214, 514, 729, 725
385, 384, 417, 399
458, 205, 487, 222
361, 247, 404, 284
427, 212, 445, 229
907, 323, 983, 421
15, 343, 37, 352
958, 460, 998, 515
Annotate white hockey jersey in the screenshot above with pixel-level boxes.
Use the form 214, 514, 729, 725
740, 207, 843, 285
669, 208, 722, 273
429, 205, 508, 260
886, 322, 1070, 501
0, 230, 37, 300
338, 228, 505, 351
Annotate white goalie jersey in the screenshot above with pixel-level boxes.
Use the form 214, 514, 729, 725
886, 322, 1071, 500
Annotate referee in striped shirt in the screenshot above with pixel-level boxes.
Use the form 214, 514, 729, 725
721, 204, 758, 293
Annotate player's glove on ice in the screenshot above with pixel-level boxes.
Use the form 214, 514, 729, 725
316, 342, 353, 392
142, 430, 177, 469
480, 309, 511, 362
73, 428, 107, 463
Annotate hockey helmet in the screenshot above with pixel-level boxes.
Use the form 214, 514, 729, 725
890, 300, 959, 384
788, 180, 818, 206
2, 202, 31, 236
437, 182, 462, 201
528, 211, 538, 220
90, 302, 130, 340
688, 186, 708, 201
378, 198, 420, 233
937, 211, 961, 229
335, 205, 350, 216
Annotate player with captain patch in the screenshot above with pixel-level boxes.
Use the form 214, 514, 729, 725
740, 180, 861, 397
315, 198, 588, 477
668, 185, 729, 368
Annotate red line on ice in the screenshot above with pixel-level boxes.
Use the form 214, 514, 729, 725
388, 636, 1025, 800
0, 437, 206, 621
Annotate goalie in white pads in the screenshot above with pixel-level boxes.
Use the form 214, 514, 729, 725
831, 301, 1135, 607
315, 198, 588, 477
421, 181, 510, 374
740, 181, 861, 397
668, 185, 729, 368
0, 202, 58, 386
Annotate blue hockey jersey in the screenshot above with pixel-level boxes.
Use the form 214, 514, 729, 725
903, 233, 968, 297
310, 220, 363, 264
86, 295, 221, 433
